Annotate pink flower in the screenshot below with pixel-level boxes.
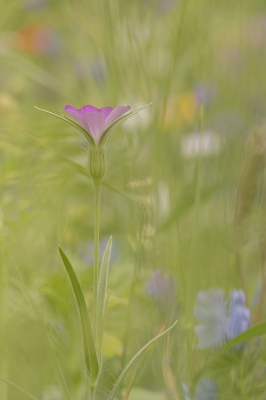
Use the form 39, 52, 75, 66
64, 104, 130, 145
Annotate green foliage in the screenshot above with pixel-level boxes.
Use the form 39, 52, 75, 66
58, 246, 99, 386
1, 0, 266, 399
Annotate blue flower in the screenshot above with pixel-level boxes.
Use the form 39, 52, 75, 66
194, 289, 250, 348
194, 290, 227, 348
195, 378, 218, 400
183, 378, 218, 400
225, 290, 250, 340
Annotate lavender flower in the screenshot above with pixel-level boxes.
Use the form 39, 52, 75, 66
64, 104, 130, 146
194, 289, 250, 348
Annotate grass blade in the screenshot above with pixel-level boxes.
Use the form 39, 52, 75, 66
58, 246, 99, 385
0, 375, 39, 400
224, 321, 266, 349
107, 320, 177, 400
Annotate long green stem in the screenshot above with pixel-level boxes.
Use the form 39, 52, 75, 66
93, 180, 101, 335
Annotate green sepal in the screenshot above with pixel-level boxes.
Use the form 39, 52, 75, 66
98, 102, 153, 147
34, 106, 95, 147
107, 320, 177, 400
58, 246, 99, 385
96, 236, 112, 363
224, 321, 266, 350
90, 146, 106, 182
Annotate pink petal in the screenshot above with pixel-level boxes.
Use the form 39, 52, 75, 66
83, 105, 113, 118
81, 110, 105, 144
105, 106, 131, 129
83, 105, 102, 113
99, 106, 113, 118
64, 105, 87, 130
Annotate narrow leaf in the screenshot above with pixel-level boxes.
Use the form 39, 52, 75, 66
58, 246, 99, 384
34, 106, 94, 146
107, 320, 177, 400
224, 321, 266, 349
0, 375, 39, 400
99, 102, 153, 146
96, 236, 112, 362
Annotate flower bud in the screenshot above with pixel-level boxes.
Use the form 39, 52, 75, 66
89, 146, 106, 182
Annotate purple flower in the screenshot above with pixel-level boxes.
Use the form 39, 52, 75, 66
145, 270, 177, 307
194, 289, 250, 349
64, 104, 131, 146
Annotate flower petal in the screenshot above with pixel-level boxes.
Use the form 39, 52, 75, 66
105, 106, 131, 129
99, 106, 114, 118
81, 110, 105, 144
64, 105, 87, 129
83, 105, 102, 113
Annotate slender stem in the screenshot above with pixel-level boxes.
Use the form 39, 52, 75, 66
93, 180, 101, 334
0, 217, 8, 400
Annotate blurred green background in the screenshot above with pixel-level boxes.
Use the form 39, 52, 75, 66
1, 0, 266, 399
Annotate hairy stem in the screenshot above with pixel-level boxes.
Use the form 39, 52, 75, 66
93, 180, 101, 335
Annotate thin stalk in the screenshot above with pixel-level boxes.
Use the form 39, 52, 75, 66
0, 214, 8, 400
93, 180, 101, 335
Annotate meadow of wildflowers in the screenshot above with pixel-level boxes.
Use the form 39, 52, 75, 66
1, 1, 266, 399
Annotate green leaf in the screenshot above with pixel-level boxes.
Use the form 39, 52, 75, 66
99, 102, 153, 147
107, 320, 177, 400
224, 321, 266, 349
96, 236, 112, 363
0, 375, 39, 400
58, 246, 99, 385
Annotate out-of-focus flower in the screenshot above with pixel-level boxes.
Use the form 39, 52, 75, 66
14, 23, 60, 56
78, 237, 116, 265
194, 290, 227, 348
163, 93, 198, 130
24, 0, 47, 11
156, 0, 177, 14
142, 0, 177, 14
249, 14, 266, 49
90, 58, 106, 82
42, 385, 63, 400
181, 130, 221, 158
194, 378, 218, 400
145, 270, 177, 307
194, 289, 250, 349
194, 84, 217, 107
64, 104, 130, 146
0, 92, 18, 112
73, 57, 106, 82
183, 378, 218, 400
122, 100, 151, 131
225, 290, 250, 340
